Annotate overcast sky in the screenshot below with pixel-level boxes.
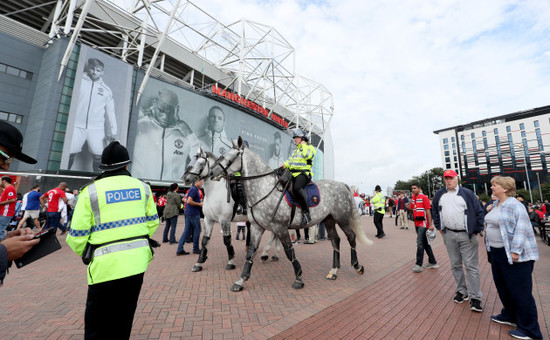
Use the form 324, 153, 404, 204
124, 0, 550, 194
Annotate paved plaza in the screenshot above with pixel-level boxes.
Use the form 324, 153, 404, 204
1, 215, 548, 339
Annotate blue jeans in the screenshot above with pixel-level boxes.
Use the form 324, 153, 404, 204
318, 221, 326, 240
0, 215, 12, 241
45, 212, 66, 232
163, 216, 178, 243
177, 215, 201, 253
415, 226, 436, 266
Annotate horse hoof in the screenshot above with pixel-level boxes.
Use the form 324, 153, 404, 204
271, 256, 279, 262
356, 265, 364, 275
225, 264, 236, 270
326, 274, 337, 280
230, 284, 243, 292
192, 265, 202, 272
260, 255, 268, 262
292, 281, 305, 289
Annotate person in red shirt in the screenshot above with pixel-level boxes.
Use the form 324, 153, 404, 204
156, 192, 167, 222
411, 183, 438, 273
0, 176, 17, 241
40, 182, 69, 235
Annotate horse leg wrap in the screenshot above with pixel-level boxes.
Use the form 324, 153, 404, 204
351, 248, 359, 269
223, 235, 235, 260
197, 236, 210, 263
241, 245, 256, 280
333, 249, 341, 269
284, 248, 303, 278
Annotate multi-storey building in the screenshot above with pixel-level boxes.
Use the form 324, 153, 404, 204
434, 105, 550, 195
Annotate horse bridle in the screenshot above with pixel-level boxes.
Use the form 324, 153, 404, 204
185, 153, 210, 180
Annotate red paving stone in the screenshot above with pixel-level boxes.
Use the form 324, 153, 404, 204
0, 215, 548, 339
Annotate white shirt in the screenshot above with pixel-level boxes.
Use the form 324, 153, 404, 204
439, 186, 467, 230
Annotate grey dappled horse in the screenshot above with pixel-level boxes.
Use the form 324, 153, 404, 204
182, 149, 247, 272
210, 137, 372, 292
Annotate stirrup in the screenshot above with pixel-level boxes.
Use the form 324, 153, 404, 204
300, 212, 311, 225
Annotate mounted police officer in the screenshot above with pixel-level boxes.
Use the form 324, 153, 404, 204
66, 141, 159, 339
283, 129, 316, 225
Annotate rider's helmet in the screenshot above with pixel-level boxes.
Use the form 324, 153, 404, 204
292, 128, 309, 142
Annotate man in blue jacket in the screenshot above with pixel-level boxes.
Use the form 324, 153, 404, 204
432, 170, 484, 313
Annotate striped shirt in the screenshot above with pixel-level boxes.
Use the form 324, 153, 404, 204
484, 197, 539, 264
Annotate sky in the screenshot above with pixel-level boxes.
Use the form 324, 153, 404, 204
124, 0, 550, 194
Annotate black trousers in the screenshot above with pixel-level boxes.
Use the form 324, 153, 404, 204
292, 173, 310, 213
85, 273, 144, 340
374, 211, 384, 236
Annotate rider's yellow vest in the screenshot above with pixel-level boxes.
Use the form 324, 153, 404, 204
66, 175, 159, 285
284, 143, 316, 177
371, 192, 386, 214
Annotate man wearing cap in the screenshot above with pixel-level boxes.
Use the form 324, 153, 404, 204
0, 121, 40, 285
371, 185, 386, 238
432, 169, 485, 313
66, 141, 159, 339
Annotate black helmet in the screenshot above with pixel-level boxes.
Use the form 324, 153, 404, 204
98, 141, 131, 171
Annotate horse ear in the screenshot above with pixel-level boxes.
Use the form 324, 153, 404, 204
238, 136, 243, 148
232, 139, 237, 148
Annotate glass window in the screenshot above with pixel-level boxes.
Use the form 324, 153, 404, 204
534, 120, 539, 127
506, 125, 511, 132
453, 149, 457, 155
454, 156, 457, 161
444, 151, 450, 156
494, 128, 498, 134
445, 157, 450, 163
444, 144, 449, 150
446, 164, 451, 169
521, 131, 526, 138
6, 66, 19, 76
482, 131, 486, 137
443, 138, 448, 144
452, 143, 455, 149
519, 123, 525, 130
454, 163, 458, 168
461, 135, 464, 141
471, 133, 475, 139
451, 137, 455, 142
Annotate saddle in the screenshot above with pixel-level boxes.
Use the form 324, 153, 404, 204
284, 183, 321, 208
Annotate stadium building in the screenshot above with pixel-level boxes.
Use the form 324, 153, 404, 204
434, 105, 550, 197
0, 0, 334, 191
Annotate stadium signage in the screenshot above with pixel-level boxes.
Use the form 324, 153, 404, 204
211, 85, 288, 128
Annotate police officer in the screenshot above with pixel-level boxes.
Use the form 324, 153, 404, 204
372, 185, 386, 238
66, 141, 159, 339
284, 129, 316, 225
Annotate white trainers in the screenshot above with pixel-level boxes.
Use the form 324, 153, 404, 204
412, 265, 423, 273
424, 263, 440, 269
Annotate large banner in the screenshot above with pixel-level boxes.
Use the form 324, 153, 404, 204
129, 77, 301, 182
60, 45, 133, 172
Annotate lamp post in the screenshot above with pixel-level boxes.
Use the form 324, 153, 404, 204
517, 143, 533, 203
536, 172, 543, 202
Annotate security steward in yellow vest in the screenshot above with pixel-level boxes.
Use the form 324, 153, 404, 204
66, 141, 159, 340
371, 185, 386, 238
283, 129, 316, 225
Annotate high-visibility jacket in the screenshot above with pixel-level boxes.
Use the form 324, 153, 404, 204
284, 143, 316, 177
66, 175, 159, 285
371, 192, 386, 214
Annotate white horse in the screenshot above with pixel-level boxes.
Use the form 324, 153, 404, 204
210, 137, 372, 291
182, 149, 247, 272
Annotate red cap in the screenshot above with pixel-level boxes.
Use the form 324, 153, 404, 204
443, 170, 458, 178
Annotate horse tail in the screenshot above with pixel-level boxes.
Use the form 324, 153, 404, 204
346, 184, 373, 245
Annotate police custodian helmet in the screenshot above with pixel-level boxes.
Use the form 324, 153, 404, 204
292, 128, 308, 142
98, 141, 132, 171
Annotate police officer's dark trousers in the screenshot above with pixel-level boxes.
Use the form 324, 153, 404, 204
293, 173, 310, 216
85, 273, 144, 340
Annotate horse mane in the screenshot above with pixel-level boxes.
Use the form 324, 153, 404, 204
205, 151, 217, 160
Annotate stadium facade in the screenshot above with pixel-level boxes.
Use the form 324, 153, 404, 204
0, 0, 334, 190
434, 105, 550, 196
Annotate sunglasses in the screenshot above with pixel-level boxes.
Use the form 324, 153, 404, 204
0, 149, 14, 164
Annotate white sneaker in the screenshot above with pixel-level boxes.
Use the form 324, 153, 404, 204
424, 263, 440, 269
413, 265, 423, 273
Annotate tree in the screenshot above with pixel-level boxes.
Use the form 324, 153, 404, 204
393, 167, 445, 198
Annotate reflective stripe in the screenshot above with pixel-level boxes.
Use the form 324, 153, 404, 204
93, 239, 149, 258
68, 214, 159, 237
141, 181, 150, 203
88, 183, 101, 225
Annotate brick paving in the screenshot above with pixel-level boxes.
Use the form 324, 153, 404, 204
0, 215, 548, 339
